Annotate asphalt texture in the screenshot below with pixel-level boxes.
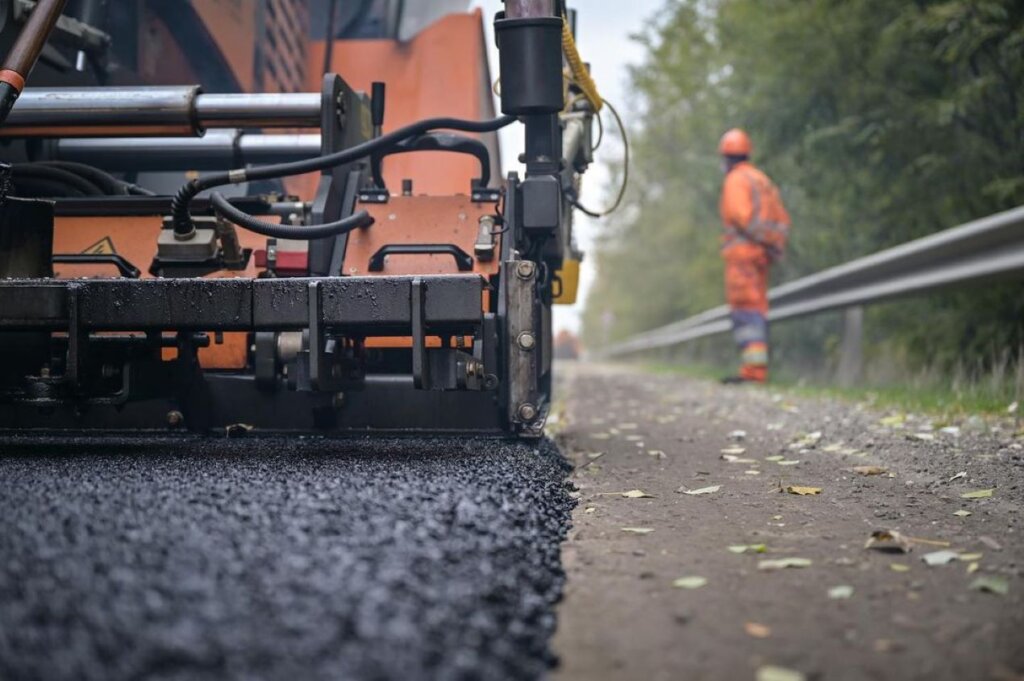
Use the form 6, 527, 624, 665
0, 436, 574, 681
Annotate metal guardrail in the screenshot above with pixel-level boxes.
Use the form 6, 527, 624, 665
605, 205, 1024, 357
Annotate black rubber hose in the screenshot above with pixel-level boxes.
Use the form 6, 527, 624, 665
37, 161, 129, 195
12, 164, 104, 195
210, 192, 373, 239
172, 113, 516, 236
10, 176, 86, 197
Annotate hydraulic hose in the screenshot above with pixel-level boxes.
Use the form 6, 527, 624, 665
209, 192, 373, 239
0, 0, 68, 124
172, 114, 516, 237
12, 163, 104, 195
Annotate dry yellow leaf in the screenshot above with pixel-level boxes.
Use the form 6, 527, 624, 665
851, 466, 888, 476
785, 485, 822, 496
744, 622, 772, 638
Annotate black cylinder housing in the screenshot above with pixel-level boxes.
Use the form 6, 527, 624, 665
494, 15, 563, 116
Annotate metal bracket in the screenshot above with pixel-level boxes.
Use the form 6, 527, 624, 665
504, 258, 543, 432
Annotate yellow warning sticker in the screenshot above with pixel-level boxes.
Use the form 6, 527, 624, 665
81, 236, 116, 255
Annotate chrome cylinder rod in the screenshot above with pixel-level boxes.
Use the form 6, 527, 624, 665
53, 131, 322, 171
2, 87, 322, 137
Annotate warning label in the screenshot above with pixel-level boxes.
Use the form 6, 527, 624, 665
81, 236, 116, 255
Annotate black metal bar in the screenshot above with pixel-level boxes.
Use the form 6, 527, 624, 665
0, 275, 485, 333
411, 277, 427, 389
368, 244, 474, 272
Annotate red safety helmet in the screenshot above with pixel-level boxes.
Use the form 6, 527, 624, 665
718, 128, 752, 157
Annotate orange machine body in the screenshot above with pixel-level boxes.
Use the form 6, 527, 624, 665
50, 8, 499, 368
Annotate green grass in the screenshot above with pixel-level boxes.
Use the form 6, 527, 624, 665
641, 360, 1020, 419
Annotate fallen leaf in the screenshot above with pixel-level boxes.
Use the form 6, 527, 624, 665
756, 665, 806, 681
625, 434, 643, 441
597, 489, 655, 499
889, 563, 911, 572
591, 433, 611, 440
969, 575, 1009, 596
953, 510, 972, 517
828, 585, 854, 599
960, 488, 994, 499
909, 432, 935, 442
721, 446, 747, 455
948, 471, 967, 483
728, 430, 747, 441
940, 426, 961, 436
785, 485, 822, 496
758, 557, 812, 571
680, 485, 721, 496
979, 536, 1003, 551
822, 443, 844, 453
586, 452, 605, 460
852, 466, 888, 476
957, 552, 983, 561
618, 423, 639, 430
584, 507, 596, 514
865, 530, 912, 553
921, 550, 959, 566
966, 562, 980, 574
879, 414, 906, 427
728, 544, 767, 554
721, 454, 757, 464
648, 450, 667, 459
620, 527, 654, 535
765, 455, 785, 462
776, 460, 801, 466
1008, 401, 1019, 415
672, 576, 708, 589
744, 622, 772, 638
745, 470, 762, 475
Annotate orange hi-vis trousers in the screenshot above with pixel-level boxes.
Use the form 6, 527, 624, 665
723, 242, 769, 382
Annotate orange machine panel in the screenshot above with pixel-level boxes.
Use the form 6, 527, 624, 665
343, 196, 500, 278
52, 216, 271, 370
305, 10, 501, 198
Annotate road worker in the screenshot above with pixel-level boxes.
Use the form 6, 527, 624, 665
717, 128, 790, 383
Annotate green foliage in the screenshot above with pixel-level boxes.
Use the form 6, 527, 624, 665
582, 0, 1024, 375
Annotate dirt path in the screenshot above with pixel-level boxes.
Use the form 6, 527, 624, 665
551, 362, 1023, 681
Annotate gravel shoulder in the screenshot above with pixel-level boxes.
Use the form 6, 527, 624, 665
551, 362, 1024, 681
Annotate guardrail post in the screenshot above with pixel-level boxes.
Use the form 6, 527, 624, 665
836, 306, 864, 388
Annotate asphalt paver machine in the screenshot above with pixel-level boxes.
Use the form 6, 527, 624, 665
0, 0, 599, 437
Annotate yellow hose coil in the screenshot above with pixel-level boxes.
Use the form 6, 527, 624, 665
561, 16, 603, 112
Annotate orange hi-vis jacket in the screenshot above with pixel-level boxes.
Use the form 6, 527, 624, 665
719, 161, 791, 259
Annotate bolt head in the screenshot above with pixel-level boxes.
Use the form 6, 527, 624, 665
518, 403, 538, 422
516, 261, 536, 279
517, 332, 536, 350
167, 410, 184, 427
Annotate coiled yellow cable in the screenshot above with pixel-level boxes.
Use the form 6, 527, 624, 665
561, 15, 603, 112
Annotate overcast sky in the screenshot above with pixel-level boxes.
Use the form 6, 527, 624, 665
469, 0, 666, 334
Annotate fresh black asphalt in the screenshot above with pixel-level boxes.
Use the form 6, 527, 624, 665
0, 436, 573, 681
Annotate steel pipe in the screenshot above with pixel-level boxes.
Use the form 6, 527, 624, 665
53, 132, 322, 171
2, 87, 322, 137
505, 0, 555, 18
193, 93, 321, 129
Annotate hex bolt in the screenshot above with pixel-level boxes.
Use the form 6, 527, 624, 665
166, 410, 184, 427
518, 403, 538, 422
516, 261, 536, 279
517, 332, 536, 351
